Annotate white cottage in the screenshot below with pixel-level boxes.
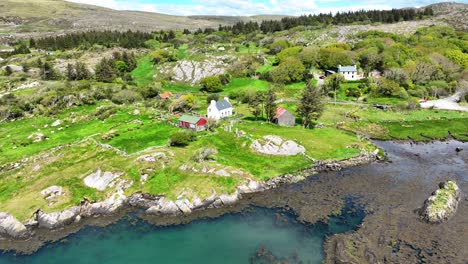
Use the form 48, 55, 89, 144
207, 97, 233, 120
337, 65, 359, 81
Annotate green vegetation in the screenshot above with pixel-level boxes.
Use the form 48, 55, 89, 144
131, 56, 156, 86
1, 4, 467, 223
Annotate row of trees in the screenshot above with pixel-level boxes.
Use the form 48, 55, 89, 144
217, 8, 434, 34
31, 31, 154, 51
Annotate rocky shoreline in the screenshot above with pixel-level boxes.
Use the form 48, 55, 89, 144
0, 151, 378, 250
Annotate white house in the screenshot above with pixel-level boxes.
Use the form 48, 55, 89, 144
207, 97, 233, 120
337, 65, 360, 81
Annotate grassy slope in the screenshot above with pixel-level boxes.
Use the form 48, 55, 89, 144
131, 56, 156, 87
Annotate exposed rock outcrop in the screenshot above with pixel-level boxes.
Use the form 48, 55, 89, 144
84, 169, 123, 191
251, 135, 305, 156
420, 181, 461, 223
0, 213, 28, 238
159, 56, 234, 85
41, 186, 63, 202
36, 207, 80, 229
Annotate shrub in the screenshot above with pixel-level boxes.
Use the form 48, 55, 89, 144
169, 131, 197, 146
111, 89, 143, 104
200, 76, 223, 92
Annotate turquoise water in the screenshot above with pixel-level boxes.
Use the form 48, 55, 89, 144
0, 202, 364, 264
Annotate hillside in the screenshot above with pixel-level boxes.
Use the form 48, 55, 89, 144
0, 0, 273, 34
2, 0, 468, 37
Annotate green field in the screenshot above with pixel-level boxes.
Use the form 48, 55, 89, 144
131, 56, 156, 86
223, 78, 270, 94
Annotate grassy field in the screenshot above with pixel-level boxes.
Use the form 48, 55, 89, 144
0, 104, 177, 165
223, 78, 270, 95
131, 56, 156, 87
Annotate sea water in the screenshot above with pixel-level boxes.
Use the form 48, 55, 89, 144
0, 202, 364, 264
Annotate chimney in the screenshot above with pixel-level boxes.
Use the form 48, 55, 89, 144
224, 97, 229, 102
210, 100, 217, 106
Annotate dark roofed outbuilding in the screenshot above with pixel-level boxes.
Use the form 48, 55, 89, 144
273, 107, 295, 127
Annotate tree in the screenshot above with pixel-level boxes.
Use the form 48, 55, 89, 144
317, 47, 353, 70
264, 89, 277, 122
95, 58, 117, 83
75, 62, 91, 80
271, 57, 305, 84
200, 76, 223, 93
276, 46, 302, 64
171, 94, 198, 112
40, 62, 59, 80
268, 40, 289, 55
66, 63, 76, 80
150, 49, 176, 65
324, 74, 344, 102
297, 82, 325, 128
249, 91, 264, 120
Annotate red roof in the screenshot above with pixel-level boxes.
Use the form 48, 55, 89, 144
159, 92, 173, 99
275, 106, 288, 119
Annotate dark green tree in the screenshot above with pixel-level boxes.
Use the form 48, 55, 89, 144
264, 89, 277, 122
297, 82, 325, 128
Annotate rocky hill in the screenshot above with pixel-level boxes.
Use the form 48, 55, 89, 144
0, 0, 466, 42
0, 0, 279, 35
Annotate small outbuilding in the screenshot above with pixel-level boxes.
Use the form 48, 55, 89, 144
158, 92, 174, 100
178, 115, 207, 132
273, 107, 295, 127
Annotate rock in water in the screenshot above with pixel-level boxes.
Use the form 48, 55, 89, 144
420, 181, 461, 224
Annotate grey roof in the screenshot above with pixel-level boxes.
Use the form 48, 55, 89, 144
215, 99, 232, 111
338, 65, 357, 72
179, 115, 202, 124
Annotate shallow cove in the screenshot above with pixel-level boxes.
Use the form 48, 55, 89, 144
0, 202, 364, 264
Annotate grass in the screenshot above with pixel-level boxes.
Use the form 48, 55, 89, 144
165, 82, 199, 93
334, 105, 468, 141
131, 56, 156, 87
428, 181, 458, 212
0, 104, 176, 165
223, 78, 270, 95
236, 122, 369, 161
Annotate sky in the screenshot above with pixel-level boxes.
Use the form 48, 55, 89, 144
65, 0, 466, 16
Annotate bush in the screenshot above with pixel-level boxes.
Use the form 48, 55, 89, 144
200, 76, 223, 92
111, 89, 143, 104
169, 131, 197, 146
206, 93, 220, 104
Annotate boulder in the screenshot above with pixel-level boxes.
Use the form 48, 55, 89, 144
51, 120, 61, 127
175, 199, 193, 214
28, 132, 48, 143
40, 185, 63, 201
126, 193, 162, 209
0, 213, 28, 238
36, 207, 80, 229
84, 169, 123, 191
219, 191, 240, 206
420, 181, 461, 223
251, 135, 305, 156
146, 198, 181, 216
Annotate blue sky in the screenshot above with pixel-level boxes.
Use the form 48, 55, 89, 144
66, 0, 468, 16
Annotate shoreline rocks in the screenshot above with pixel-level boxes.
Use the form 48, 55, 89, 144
419, 181, 461, 224
0, 152, 377, 241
